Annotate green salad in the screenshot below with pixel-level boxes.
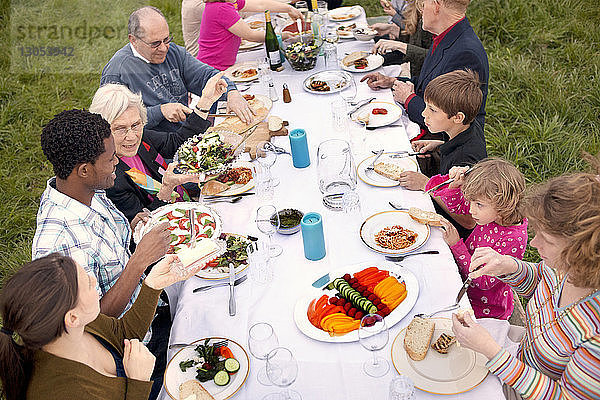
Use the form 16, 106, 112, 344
176, 132, 233, 173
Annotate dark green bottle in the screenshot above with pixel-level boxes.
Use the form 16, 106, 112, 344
264, 11, 282, 71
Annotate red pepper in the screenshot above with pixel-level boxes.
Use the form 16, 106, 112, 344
219, 346, 234, 359
371, 108, 388, 115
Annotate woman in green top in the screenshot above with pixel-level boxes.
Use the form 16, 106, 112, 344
0, 253, 195, 400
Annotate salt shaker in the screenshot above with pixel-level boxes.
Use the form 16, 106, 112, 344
283, 83, 291, 103
268, 81, 279, 101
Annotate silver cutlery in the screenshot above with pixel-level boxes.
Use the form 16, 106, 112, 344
365, 149, 384, 172
264, 142, 291, 155
388, 201, 408, 211
366, 123, 403, 131
385, 250, 439, 262
454, 265, 483, 304
204, 192, 255, 199
169, 339, 229, 350
414, 303, 460, 319
204, 196, 243, 204
193, 275, 248, 293
347, 97, 376, 116
424, 166, 474, 194
228, 262, 236, 316
189, 208, 197, 248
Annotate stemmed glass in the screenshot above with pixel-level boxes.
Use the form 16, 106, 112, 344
358, 314, 390, 377
256, 141, 280, 187
263, 347, 301, 400
248, 322, 279, 385
256, 205, 283, 257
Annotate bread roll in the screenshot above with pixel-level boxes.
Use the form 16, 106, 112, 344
342, 51, 368, 66
201, 180, 229, 196
404, 317, 435, 361
373, 162, 405, 180
179, 380, 215, 400
408, 207, 443, 226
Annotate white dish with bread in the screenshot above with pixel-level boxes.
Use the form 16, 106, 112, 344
341, 51, 384, 73
357, 153, 418, 187
359, 210, 430, 255
391, 317, 489, 394
350, 100, 402, 127
328, 5, 361, 21
164, 337, 250, 400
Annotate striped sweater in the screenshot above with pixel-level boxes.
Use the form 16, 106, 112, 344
486, 259, 600, 399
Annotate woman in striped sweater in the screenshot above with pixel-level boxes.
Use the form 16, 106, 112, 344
452, 170, 600, 399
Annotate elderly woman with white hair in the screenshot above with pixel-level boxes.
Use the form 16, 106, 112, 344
90, 72, 227, 221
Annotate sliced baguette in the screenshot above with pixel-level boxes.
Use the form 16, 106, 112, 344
408, 207, 443, 226
373, 162, 405, 181
201, 180, 229, 196
179, 379, 215, 400
342, 51, 368, 66
404, 317, 435, 361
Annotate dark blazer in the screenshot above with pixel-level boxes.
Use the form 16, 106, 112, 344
438, 119, 487, 174
383, 17, 434, 77
106, 112, 211, 221
405, 17, 489, 135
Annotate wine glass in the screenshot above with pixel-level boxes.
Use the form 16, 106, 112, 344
256, 205, 283, 257
256, 141, 280, 187
248, 322, 279, 385
340, 74, 357, 104
358, 314, 390, 377
322, 27, 339, 45
263, 347, 301, 400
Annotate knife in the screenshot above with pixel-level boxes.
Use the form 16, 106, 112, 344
189, 208, 196, 248
425, 166, 474, 194
193, 275, 247, 292
228, 262, 236, 316
312, 272, 331, 288
455, 265, 483, 304
203, 192, 256, 199
347, 97, 376, 116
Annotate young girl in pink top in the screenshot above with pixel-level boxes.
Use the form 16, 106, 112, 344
426, 158, 528, 319
196, 0, 302, 70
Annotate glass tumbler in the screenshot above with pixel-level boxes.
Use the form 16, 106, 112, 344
317, 139, 357, 195
389, 376, 416, 400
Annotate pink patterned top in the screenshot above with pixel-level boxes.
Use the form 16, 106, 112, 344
425, 174, 528, 319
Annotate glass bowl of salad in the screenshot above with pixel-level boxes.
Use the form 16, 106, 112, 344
282, 35, 321, 71
174, 131, 235, 175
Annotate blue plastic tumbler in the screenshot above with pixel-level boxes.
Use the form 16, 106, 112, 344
301, 212, 326, 260
289, 128, 310, 168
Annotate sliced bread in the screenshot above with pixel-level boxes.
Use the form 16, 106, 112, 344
179, 380, 215, 400
373, 162, 405, 181
201, 180, 229, 196
404, 317, 435, 361
342, 51, 368, 66
408, 207, 443, 226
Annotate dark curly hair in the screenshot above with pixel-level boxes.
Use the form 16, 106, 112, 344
41, 109, 112, 180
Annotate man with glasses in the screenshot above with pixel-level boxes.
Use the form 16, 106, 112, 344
362, 0, 488, 142
101, 6, 253, 132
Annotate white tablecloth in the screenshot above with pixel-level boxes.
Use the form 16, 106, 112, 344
160, 9, 505, 400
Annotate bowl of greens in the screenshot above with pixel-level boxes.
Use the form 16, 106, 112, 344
282, 36, 321, 71
271, 208, 304, 235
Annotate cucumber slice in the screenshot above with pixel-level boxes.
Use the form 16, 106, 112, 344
214, 370, 230, 386
224, 358, 240, 374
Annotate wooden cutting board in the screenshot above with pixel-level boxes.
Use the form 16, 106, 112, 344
210, 94, 272, 135
243, 121, 289, 159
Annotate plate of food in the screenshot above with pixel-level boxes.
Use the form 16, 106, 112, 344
336, 22, 358, 38
227, 63, 259, 82
201, 161, 255, 197
239, 39, 263, 51
357, 153, 418, 187
391, 317, 488, 394
164, 337, 250, 400
351, 100, 402, 127
196, 232, 253, 280
341, 52, 384, 73
328, 5, 361, 21
293, 262, 419, 343
174, 131, 236, 175
303, 70, 353, 94
133, 203, 222, 254
360, 210, 430, 255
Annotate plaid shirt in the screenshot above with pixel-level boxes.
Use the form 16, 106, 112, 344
32, 178, 144, 315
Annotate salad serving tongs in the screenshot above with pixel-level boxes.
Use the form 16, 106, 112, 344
188, 208, 197, 248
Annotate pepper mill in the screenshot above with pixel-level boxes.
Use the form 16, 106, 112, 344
283, 83, 291, 103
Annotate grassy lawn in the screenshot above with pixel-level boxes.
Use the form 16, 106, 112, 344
0, 0, 599, 287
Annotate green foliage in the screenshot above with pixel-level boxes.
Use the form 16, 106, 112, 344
0, 0, 599, 290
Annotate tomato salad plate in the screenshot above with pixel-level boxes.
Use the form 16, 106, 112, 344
360, 210, 430, 255
164, 337, 250, 400
351, 100, 402, 128
391, 318, 489, 394
341, 54, 384, 73
357, 153, 418, 187
133, 203, 222, 254
294, 262, 419, 343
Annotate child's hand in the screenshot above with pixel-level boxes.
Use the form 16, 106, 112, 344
448, 166, 470, 188
397, 171, 428, 191
411, 140, 443, 157
440, 218, 460, 246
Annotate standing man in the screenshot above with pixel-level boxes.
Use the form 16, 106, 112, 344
33, 109, 171, 399
101, 6, 254, 132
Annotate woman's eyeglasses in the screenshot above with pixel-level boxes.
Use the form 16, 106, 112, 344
112, 120, 143, 137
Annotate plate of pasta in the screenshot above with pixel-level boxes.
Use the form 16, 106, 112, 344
359, 210, 430, 255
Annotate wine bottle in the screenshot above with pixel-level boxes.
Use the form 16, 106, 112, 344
264, 11, 282, 71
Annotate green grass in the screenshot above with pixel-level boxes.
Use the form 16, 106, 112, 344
0, 0, 599, 286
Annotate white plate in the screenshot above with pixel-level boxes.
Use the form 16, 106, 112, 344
195, 233, 251, 280
328, 6, 361, 22
351, 100, 402, 127
357, 153, 418, 187
206, 161, 255, 197
341, 54, 384, 73
239, 39, 262, 51
336, 21, 360, 38
164, 337, 250, 400
133, 203, 222, 253
303, 70, 353, 94
293, 262, 419, 343
360, 210, 430, 255
391, 318, 489, 394
226, 63, 259, 82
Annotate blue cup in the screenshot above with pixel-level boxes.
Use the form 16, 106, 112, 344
300, 212, 326, 260
289, 128, 310, 168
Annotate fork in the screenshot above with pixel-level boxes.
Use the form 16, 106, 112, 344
385, 250, 439, 262
169, 339, 229, 350
204, 196, 243, 204
365, 149, 384, 171
414, 303, 459, 319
